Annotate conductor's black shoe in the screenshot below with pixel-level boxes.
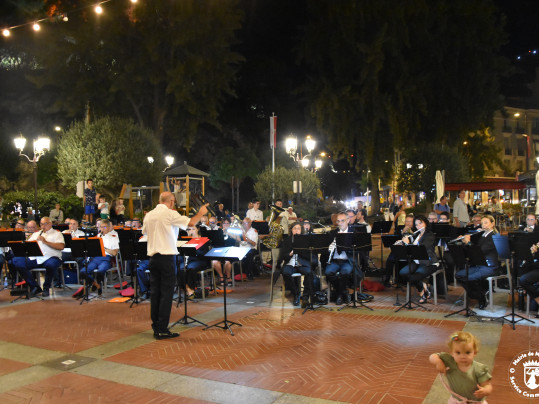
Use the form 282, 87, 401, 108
29, 286, 42, 297
42, 288, 50, 297
293, 294, 301, 306
336, 295, 344, 305
154, 330, 180, 340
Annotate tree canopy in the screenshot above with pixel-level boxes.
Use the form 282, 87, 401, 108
56, 116, 163, 193
254, 166, 320, 205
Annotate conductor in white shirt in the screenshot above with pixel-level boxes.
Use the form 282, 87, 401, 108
142, 191, 208, 340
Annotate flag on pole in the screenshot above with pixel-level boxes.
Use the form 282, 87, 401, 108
270, 114, 277, 149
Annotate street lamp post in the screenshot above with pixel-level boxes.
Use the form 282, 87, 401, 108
14, 134, 50, 220
285, 134, 319, 204
514, 112, 529, 172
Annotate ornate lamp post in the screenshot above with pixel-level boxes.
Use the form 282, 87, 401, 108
14, 134, 50, 220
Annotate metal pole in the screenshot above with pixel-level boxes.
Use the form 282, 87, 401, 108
33, 161, 38, 221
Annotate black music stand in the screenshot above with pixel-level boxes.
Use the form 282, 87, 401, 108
444, 244, 486, 319
0, 231, 25, 291
70, 237, 105, 304
199, 228, 226, 247
119, 239, 147, 308
8, 240, 44, 302
371, 221, 393, 271
289, 234, 330, 314
334, 232, 373, 311
172, 239, 208, 327
391, 244, 430, 312
382, 235, 404, 305
203, 246, 248, 335
499, 235, 535, 328
251, 221, 270, 236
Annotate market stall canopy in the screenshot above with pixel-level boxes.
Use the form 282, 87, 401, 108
445, 179, 525, 191
163, 161, 209, 177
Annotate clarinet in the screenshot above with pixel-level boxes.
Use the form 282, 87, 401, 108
327, 238, 337, 263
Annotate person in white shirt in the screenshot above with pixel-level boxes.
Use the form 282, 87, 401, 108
246, 200, 264, 222
13, 217, 65, 297
142, 191, 208, 340
453, 189, 470, 228
49, 203, 64, 224
61, 219, 86, 266
79, 219, 119, 295
230, 217, 259, 280
282, 206, 297, 224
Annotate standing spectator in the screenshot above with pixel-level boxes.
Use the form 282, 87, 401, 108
380, 197, 396, 221
49, 203, 64, 224
452, 190, 470, 228
246, 200, 264, 221
83, 179, 97, 224
115, 198, 126, 223
98, 196, 110, 219
434, 196, 450, 220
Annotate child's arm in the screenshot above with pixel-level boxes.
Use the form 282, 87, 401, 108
474, 381, 492, 398
429, 354, 448, 374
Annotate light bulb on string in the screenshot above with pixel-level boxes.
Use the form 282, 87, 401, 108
2, 29, 10, 37
95, 5, 103, 14
33, 22, 40, 31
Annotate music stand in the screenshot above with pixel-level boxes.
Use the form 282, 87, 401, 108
289, 234, 329, 314
199, 228, 226, 247
0, 231, 24, 291
334, 232, 373, 311
203, 246, 248, 335
499, 234, 535, 328
444, 244, 486, 319
172, 239, 208, 327
70, 237, 105, 304
391, 244, 430, 312
371, 221, 393, 271
251, 221, 269, 236
8, 240, 44, 302
118, 239, 146, 307
382, 235, 405, 305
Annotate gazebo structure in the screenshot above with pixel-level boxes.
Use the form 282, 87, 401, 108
163, 161, 210, 214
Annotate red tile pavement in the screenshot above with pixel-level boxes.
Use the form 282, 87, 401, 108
0, 372, 211, 403
488, 324, 539, 403
0, 298, 220, 353
0, 358, 31, 377
107, 308, 464, 403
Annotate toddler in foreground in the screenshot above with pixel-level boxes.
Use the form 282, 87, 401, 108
429, 331, 492, 403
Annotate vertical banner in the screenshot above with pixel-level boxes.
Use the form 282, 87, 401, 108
270, 114, 277, 148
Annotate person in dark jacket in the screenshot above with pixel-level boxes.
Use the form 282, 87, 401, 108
399, 215, 439, 304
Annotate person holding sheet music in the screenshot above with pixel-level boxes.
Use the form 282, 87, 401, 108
79, 219, 119, 295
455, 215, 499, 310
325, 212, 362, 305
398, 215, 439, 304
278, 223, 314, 307
13, 217, 65, 297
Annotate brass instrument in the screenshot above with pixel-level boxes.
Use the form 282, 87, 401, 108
190, 193, 216, 217
262, 204, 286, 249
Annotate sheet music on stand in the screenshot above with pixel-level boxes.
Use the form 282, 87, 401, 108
70, 237, 105, 304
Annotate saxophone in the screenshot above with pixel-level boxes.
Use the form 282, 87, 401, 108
262, 204, 286, 249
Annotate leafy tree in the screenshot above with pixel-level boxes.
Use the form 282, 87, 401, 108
13, 0, 244, 149
254, 166, 320, 205
298, 0, 508, 210
460, 128, 508, 179
396, 145, 470, 201
2, 190, 83, 220
56, 116, 163, 194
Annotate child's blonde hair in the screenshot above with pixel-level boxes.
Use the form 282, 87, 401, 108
447, 331, 480, 353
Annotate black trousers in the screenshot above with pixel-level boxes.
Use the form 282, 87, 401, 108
149, 254, 176, 333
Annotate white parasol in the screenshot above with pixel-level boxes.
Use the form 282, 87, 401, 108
435, 170, 444, 203
535, 170, 539, 215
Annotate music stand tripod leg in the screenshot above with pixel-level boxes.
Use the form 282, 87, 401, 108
444, 263, 478, 319
172, 267, 207, 327
204, 272, 241, 335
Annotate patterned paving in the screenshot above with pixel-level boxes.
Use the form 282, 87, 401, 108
108, 308, 463, 403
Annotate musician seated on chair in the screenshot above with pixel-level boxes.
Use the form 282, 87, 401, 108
135, 234, 151, 300
383, 214, 415, 286
61, 219, 86, 265
277, 222, 315, 307
79, 219, 119, 295
518, 213, 539, 233
455, 215, 499, 310
398, 215, 439, 304
325, 212, 363, 305
521, 241, 539, 318
212, 218, 235, 287
465, 214, 483, 231
178, 226, 208, 299
13, 217, 65, 298
230, 217, 259, 280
